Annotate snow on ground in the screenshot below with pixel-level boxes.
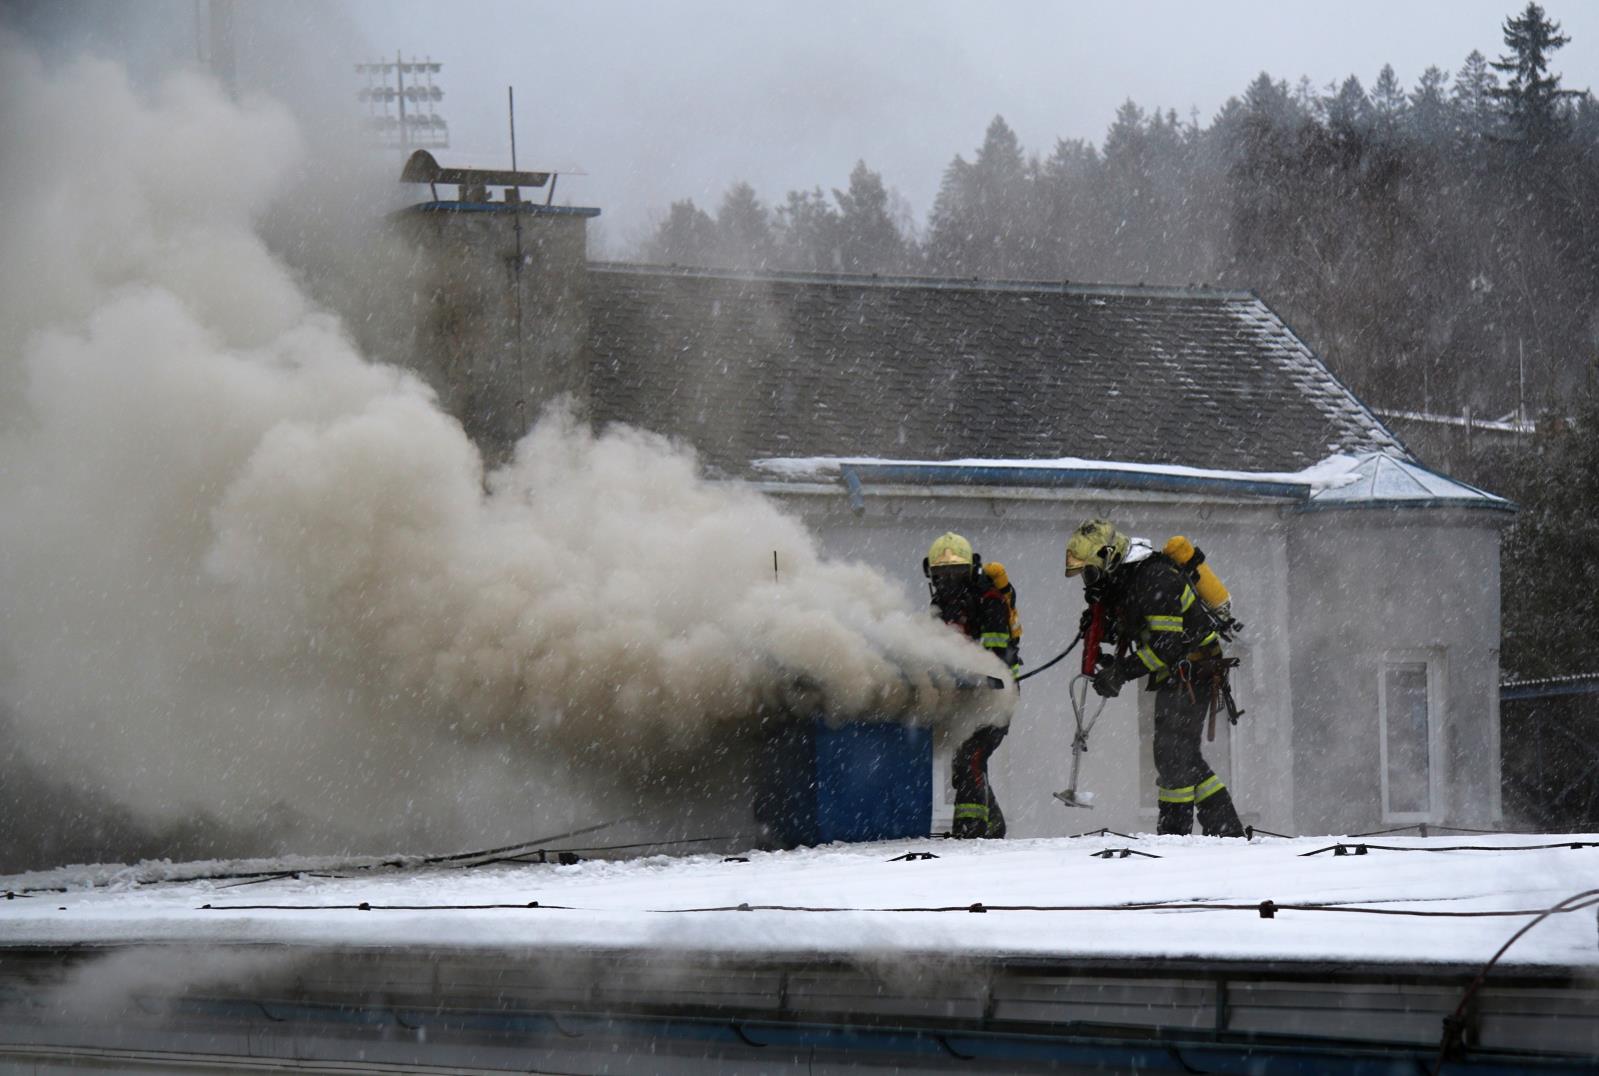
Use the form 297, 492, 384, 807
3, 834, 1597, 968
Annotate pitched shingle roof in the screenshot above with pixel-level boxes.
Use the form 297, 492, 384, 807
585, 263, 1407, 475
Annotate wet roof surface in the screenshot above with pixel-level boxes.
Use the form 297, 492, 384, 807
586, 264, 1407, 475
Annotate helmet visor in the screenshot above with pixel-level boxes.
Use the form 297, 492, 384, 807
1064, 550, 1091, 578
930, 564, 969, 601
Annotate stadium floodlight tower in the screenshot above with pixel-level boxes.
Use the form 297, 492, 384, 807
356, 53, 448, 152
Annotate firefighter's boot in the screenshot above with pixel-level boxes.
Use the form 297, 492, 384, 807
985, 794, 1007, 839
1196, 787, 1246, 838
952, 802, 988, 839
1156, 800, 1194, 836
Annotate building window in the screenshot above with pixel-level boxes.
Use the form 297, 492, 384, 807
1379, 652, 1444, 821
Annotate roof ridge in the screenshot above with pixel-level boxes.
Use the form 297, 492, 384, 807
588, 260, 1257, 301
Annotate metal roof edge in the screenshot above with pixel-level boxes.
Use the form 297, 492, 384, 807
399, 202, 601, 218
1500, 671, 1599, 700
589, 261, 1257, 301
1394, 456, 1517, 510
1294, 497, 1518, 515
838, 463, 1306, 502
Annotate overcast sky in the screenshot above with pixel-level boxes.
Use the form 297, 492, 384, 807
340, 1, 1599, 252
8, 1, 1597, 253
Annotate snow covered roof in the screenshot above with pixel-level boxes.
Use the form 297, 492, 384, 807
585, 264, 1408, 475
4, 834, 1593, 968
1375, 407, 1537, 435
1300, 452, 1513, 512
753, 451, 1514, 513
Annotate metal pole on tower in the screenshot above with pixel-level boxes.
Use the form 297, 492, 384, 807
396, 50, 408, 154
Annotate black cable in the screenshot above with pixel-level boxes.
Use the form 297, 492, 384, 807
425, 816, 640, 866
1301, 841, 1599, 857
469, 834, 751, 867
1349, 823, 1531, 838
8, 817, 644, 894
196, 896, 1599, 920
1431, 887, 1599, 1075
1015, 631, 1083, 682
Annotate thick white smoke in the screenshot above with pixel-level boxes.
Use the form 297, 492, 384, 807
0, 40, 1010, 858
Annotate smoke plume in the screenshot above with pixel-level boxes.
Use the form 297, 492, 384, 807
0, 38, 1010, 862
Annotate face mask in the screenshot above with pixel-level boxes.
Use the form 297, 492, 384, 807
930, 567, 968, 604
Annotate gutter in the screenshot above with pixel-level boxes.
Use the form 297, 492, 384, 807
1501, 676, 1599, 702
838, 464, 1305, 511
783, 463, 1516, 517
1296, 497, 1518, 515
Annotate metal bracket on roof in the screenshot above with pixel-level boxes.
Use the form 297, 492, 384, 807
841, 467, 865, 515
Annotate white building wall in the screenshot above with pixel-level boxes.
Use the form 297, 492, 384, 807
768, 486, 1299, 838
1286, 513, 1505, 833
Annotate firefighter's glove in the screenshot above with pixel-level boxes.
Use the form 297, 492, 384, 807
1091, 664, 1126, 699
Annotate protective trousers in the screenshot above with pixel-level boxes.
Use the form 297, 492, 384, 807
1153, 685, 1244, 837
952, 724, 1008, 839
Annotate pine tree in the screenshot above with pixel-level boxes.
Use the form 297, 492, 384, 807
714, 182, 775, 268
775, 187, 840, 272
1035, 137, 1101, 277
832, 161, 904, 273
1371, 64, 1408, 137
1324, 75, 1373, 143
644, 199, 718, 266
1407, 66, 1451, 141
1453, 50, 1501, 139
925, 153, 975, 275
926, 116, 1031, 278
1495, 383, 1599, 680
1490, 2, 1579, 143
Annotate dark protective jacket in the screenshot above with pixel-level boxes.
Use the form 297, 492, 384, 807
1100, 553, 1222, 688
933, 578, 1019, 678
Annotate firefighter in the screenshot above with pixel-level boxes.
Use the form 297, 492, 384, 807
1064, 519, 1246, 838
924, 531, 1018, 839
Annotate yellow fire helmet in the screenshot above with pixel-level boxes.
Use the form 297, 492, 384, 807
926, 531, 975, 569
1064, 518, 1128, 577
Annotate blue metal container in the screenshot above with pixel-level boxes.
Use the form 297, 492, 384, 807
753, 718, 932, 848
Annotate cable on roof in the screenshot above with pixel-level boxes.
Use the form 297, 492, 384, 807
1348, 823, 1524, 838
194, 897, 1599, 921
1432, 887, 1599, 1075
5, 816, 643, 894
1301, 841, 1599, 857
469, 834, 750, 868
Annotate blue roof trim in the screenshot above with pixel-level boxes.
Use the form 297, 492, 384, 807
402, 201, 601, 218
838, 464, 1305, 501
1501, 680, 1599, 701
1297, 497, 1517, 515
816, 458, 1516, 514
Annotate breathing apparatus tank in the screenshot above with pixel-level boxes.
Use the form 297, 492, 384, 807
1163, 535, 1234, 628
982, 561, 1022, 645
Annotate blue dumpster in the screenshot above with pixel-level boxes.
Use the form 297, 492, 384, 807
753, 718, 932, 848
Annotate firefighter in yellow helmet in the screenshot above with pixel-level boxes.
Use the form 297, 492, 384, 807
1065, 518, 1245, 838
924, 532, 1019, 839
